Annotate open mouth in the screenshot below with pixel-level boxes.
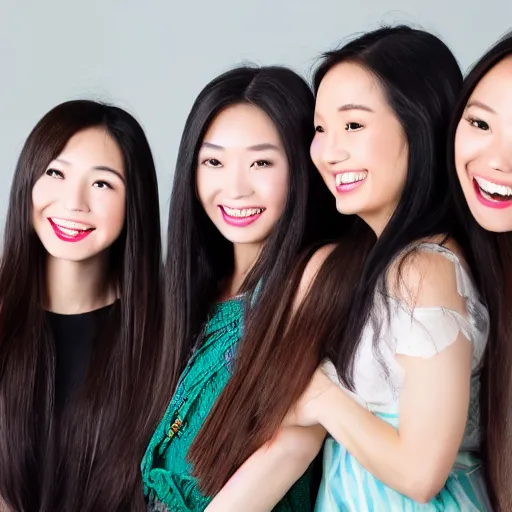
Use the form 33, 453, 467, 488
473, 176, 512, 209
219, 206, 265, 227
49, 218, 95, 242
335, 171, 368, 192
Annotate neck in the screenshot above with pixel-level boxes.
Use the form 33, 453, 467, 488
223, 242, 261, 299
360, 208, 394, 238
45, 253, 116, 314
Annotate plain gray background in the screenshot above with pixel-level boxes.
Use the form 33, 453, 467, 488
1, 0, 511, 236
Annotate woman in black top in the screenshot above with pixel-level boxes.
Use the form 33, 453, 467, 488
0, 100, 166, 512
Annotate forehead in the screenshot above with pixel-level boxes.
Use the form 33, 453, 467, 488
56, 127, 124, 173
315, 61, 386, 110
469, 55, 512, 108
202, 104, 282, 148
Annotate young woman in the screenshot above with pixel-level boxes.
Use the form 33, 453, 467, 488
140, 66, 344, 511
449, 31, 512, 511
191, 26, 493, 511
0, 100, 165, 512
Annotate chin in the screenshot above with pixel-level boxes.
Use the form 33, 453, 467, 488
226, 236, 264, 245
474, 216, 512, 233
468, 205, 512, 233
334, 202, 360, 216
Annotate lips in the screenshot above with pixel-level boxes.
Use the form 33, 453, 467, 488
335, 170, 368, 193
219, 206, 265, 227
471, 175, 512, 210
48, 218, 95, 242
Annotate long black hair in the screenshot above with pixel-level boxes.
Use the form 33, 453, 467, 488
0, 100, 165, 511
188, 26, 465, 493
446, 31, 512, 511
163, 65, 345, 395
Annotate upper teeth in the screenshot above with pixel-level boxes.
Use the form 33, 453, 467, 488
475, 176, 512, 197
223, 206, 264, 218
51, 218, 92, 230
336, 171, 367, 186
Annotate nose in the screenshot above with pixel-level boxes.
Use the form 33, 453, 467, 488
488, 133, 512, 174
313, 130, 350, 169
225, 164, 253, 199
63, 179, 90, 212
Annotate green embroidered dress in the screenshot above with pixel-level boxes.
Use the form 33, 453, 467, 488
141, 296, 312, 511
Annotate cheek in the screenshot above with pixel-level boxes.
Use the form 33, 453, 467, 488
455, 129, 485, 163
31, 178, 52, 213
256, 170, 288, 211
96, 193, 126, 232
310, 136, 324, 170
454, 131, 470, 184
195, 168, 214, 207
373, 130, 408, 184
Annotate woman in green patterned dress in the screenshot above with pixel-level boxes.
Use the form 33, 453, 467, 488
141, 66, 345, 511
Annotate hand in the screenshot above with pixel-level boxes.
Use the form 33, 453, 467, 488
283, 368, 335, 428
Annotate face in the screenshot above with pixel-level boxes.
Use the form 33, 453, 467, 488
32, 126, 126, 263
311, 62, 408, 235
196, 103, 289, 247
455, 56, 512, 232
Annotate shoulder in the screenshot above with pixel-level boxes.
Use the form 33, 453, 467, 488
294, 243, 337, 309
388, 238, 468, 311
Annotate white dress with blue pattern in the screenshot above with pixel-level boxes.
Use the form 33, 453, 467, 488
316, 244, 492, 512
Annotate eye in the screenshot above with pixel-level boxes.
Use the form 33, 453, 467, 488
315, 125, 325, 133
203, 158, 222, 168
45, 168, 64, 179
93, 181, 113, 190
467, 117, 490, 131
251, 160, 272, 169
345, 122, 363, 131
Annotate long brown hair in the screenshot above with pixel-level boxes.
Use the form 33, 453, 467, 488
0, 100, 166, 511
189, 25, 464, 495
446, 32, 512, 511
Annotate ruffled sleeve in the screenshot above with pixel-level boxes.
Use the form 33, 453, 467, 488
389, 243, 489, 370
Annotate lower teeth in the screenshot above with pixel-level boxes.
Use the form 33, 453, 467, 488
480, 187, 512, 202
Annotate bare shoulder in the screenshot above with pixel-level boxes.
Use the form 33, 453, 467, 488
294, 244, 337, 308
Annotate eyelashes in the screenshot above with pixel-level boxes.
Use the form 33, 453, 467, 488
466, 117, 490, 131
93, 181, 114, 190
46, 168, 64, 179
201, 159, 273, 169
345, 122, 363, 131
44, 169, 115, 189
314, 122, 364, 133
203, 158, 222, 168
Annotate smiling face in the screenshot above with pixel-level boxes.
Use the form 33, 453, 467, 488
311, 61, 408, 235
455, 56, 512, 232
196, 103, 289, 247
32, 126, 126, 263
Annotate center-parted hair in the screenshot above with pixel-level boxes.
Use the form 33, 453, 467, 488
162, 65, 345, 397
189, 26, 464, 494
446, 31, 512, 511
0, 100, 165, 512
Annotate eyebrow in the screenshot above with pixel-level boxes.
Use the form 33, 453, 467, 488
54, 158, 125, 183
465, 100, 496, 114
201, 141, 281, 151
337, 103, 374, 113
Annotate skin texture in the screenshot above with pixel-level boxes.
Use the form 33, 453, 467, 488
311, 62, 408, 236
32, 127, 126, 265
32, 126, 126, 314
455, 55, 512, 233
197, 103, 289, 248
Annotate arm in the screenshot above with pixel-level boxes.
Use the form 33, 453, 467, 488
206, 245, 336, 512
205, 425, 325, 512
291, 250, 473, 503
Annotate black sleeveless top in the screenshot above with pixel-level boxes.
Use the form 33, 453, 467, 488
46, 303, 114, 411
